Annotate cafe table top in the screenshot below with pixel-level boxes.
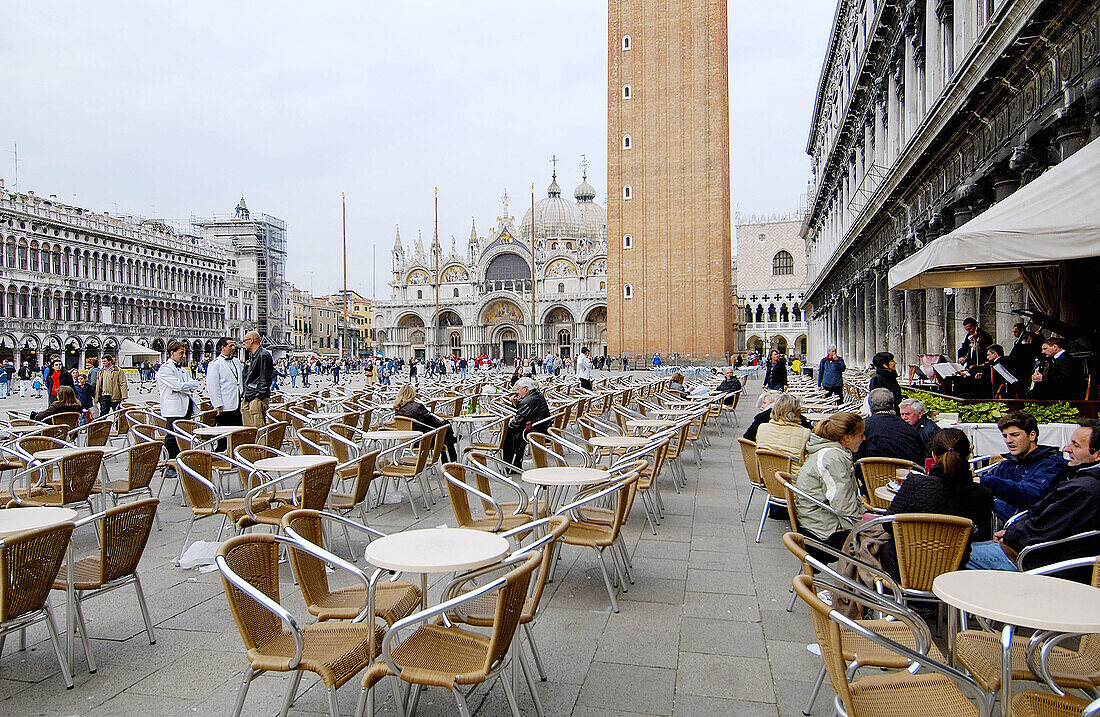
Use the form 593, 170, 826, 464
360, 430, 421, 442
253, 455, 337, 472
522, 466, 610, 487
0, 506, 78, 538
364, 527, 509, 574
932, 570, 1100, 633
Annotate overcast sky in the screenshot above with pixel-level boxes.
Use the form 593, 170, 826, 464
2, 2, 836, 299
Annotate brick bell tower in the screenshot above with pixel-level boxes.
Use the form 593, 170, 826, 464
607, 0, 734, 364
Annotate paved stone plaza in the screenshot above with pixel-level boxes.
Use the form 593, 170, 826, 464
0, 375, 830, 716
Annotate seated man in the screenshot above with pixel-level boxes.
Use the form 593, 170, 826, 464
967, 418, 1100, 570
502, 377, 550, 469
899, 397, 939, 450
715, 367, 742, 405
854, 388, 926, 466
979, 411, 1066, 523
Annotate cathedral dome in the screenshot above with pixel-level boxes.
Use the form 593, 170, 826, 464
574, 177, 597, 202
574, 175, 606, 239
520, 172, 584, 241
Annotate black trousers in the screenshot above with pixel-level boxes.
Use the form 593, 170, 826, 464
164, 404, 195, 461
822, 386, 843, 399
215, 407, 243, 452
579, 378, 593, 391
502, 427, 525, 469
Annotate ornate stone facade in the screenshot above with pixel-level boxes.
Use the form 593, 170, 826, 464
0, 186, 226, 369
803, 0, 1100, 367
372, 168, 608, 363
736, 213, 808, 357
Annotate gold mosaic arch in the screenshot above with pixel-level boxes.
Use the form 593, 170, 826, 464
442, 265, 469, 282
545, 258, 578, 277
481, 299, 523, 325
406, 269, 430, 285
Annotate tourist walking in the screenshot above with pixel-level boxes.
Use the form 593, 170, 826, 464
94, 354, 128, 415
577, 346, 594, 391
816, 346, 846, 399
763, 349, 787, 391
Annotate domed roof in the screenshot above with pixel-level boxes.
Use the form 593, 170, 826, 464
573, 172, 606, 239
520, 172, 584, 241
574, 177, 597, 202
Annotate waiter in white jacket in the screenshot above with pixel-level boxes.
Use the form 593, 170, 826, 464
206, 336, 244, 450
157, 339, 201, 462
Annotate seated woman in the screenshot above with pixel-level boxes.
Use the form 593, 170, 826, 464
30, 385, 83, 424
795, 412, 866, 551
879, 428, 994, 580
668, 372, 687, 398
756, 393, 812, 467
392, 384, 458, 463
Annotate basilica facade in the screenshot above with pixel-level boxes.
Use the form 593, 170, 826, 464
373, 168, 608, 363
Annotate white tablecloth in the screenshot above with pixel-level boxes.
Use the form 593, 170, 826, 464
955, 422, 1076, 458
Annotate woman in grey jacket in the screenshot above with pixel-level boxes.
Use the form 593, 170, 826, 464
794, 412, 866, 550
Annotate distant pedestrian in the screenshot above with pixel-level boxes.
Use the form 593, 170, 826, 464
95, 355, 128, 415
241, 330, 274, 427
816, 346, 846, 399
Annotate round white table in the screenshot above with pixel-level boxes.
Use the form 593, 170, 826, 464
360, 430, 421, 442
588, 436, 650, 449
650, 408, 691, 417
32, 447, 106, 461
933, 570, 1100, 717
626, 418, 676, 433
873, 485, 898, 504
365, 527, 510, 609
2, 425, 49, 438
522, 467, 609, 487
193, 425, 245, 437
0, 506, 78, 538
253, 455, 337, 473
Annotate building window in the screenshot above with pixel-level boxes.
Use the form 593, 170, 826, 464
453, 288, 459, 297
557, 282, 565, 293
622, 185, 633, 200
622, 135, 632, 150
417, 290, 423, 299
623, 284, 633, 299
772, 250, 794, 276
623, 234, 633, 249
600, 281, 606, 291
622, 35, 631, 51
622, 84, 632, 100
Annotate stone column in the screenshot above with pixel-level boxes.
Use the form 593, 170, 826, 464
863, 275, 876, 367
853, 285, 865, 366
849, 292, 859, 364
905, 290, 924, 370
888, 289, 905, 363
954, 287, 977, 327
925, 288, 946, 357
996, 284, 1026, 345
876, 270, 890, 354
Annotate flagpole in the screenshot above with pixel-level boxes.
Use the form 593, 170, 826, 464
433, 187, 440, 357
530, 182, 536, 362
342, 192, 348, 361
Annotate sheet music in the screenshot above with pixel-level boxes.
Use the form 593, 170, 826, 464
993, 363, 1018, 384
932, 362, 966, 379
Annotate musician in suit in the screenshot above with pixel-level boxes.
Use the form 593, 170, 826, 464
957, 317, 993, 369
984, 344, 1020, 398
1030, 336, 1084, 400
1008, 322, 1040, 378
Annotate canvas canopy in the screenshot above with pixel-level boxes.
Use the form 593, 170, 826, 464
889, 137, 1100, 291
118, 339, 161, 367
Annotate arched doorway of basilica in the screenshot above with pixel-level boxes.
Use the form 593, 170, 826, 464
558, 329, 571, 359
498, 329, 518, 364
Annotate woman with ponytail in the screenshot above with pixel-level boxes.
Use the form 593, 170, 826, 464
879, 428, 994, 580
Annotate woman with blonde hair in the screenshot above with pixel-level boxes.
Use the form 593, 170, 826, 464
795, 412, 865, 550
756, 393, 812, 465
392, 384, 458, 463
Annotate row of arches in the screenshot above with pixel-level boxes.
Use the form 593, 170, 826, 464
748, 302, 803, 325
1, 236, 224, 296
0, 282, 225, 331
0, 332, 218, 370
393, 303, 607, 329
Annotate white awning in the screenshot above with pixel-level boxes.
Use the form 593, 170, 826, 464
118, 339, 160, 360
889, 137, 1100, 290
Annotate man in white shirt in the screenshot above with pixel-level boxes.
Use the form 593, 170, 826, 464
206, 337, 244, 449
576, 346, 594, 391
157, 339, 201, 461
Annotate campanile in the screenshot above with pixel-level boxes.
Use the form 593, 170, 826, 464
607, 0, 734, 363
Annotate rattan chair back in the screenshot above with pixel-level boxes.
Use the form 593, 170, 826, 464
55, 449, 103, 504
755, 448, 794, 501
892, 513, 973, 592
343, 450, 379, 507
856, 457, 915, 510
392, 416, 413, 432
218, 534, 283, 653
39, 424, 69, 440
125, 440, 163, 491
283, 510, 333, 606
176, 451, 217, 511
0, 522, 75, 623
232, 444, 281, 492
792, 573, 859, 716
297, 460, 337, 511
296, 427, 326, 456
50, 413, 80, 433
777, 472, 801, 534
258, 420, 289, 449
482, 551, 541, 673
83, 418, 113, 447
98, 498, 159, 583
738, 438, 761, 487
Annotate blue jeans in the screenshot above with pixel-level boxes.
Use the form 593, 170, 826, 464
0, 381, 8, 398
965, 541, 1019, 571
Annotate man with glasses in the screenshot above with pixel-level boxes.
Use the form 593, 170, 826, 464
240, 330, 273, 428
94, 355, 128, 415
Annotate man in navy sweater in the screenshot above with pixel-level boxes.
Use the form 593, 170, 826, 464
979, 411, 1067, 522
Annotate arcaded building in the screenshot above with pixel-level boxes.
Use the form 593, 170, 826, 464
372, 169, 609, 363
803, 0, 1100, 367
736, 213, 809, 358
607, 0, 735, 364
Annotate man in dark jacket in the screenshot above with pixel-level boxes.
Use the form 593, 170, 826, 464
763, 350, 787, 391
855, 388, 925, 465
967, 418, 1100, 570
867, 352, 903, 412
978, 411, 1067, 522
503, 378, 550, 469
241, 330, 274, 427
899, 397, 939, 449
716, 367, 742, 405
817, 346, 846, 399
1030, 336, 1085, 400
957, 317, 993, 369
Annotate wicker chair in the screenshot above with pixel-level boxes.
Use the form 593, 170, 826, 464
752, 448, 793, 543
71, 417, 113, 448
461, 417, 508, 457
50, 413, 80, 433
890, 513, 974, 604
354, 551, 541, 717
217, 533, 381, 717
737, 437, 762, 522
954, 557, 1100, 701
9, 448, 102, 513
856, 456, 916, 511
96, 440, 163, 518
554, 471, 640, 613
237, 457, 337, 532
378, 432, 434, 518
50, 498, 159, 673
175, 450, 271, 565
281, 509, 421, 625
256, 420, 290, 451
442, 462, 533, 533
0, 522, 75, 689
328, 450, 381, 527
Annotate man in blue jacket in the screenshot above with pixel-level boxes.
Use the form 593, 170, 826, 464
817, 346, 846, 399
980, 411, 1067, 522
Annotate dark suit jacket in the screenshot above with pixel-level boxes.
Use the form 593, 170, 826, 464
1033, 351, 1083, 400
764, 358, 787, 390
855, 411, 926, 465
